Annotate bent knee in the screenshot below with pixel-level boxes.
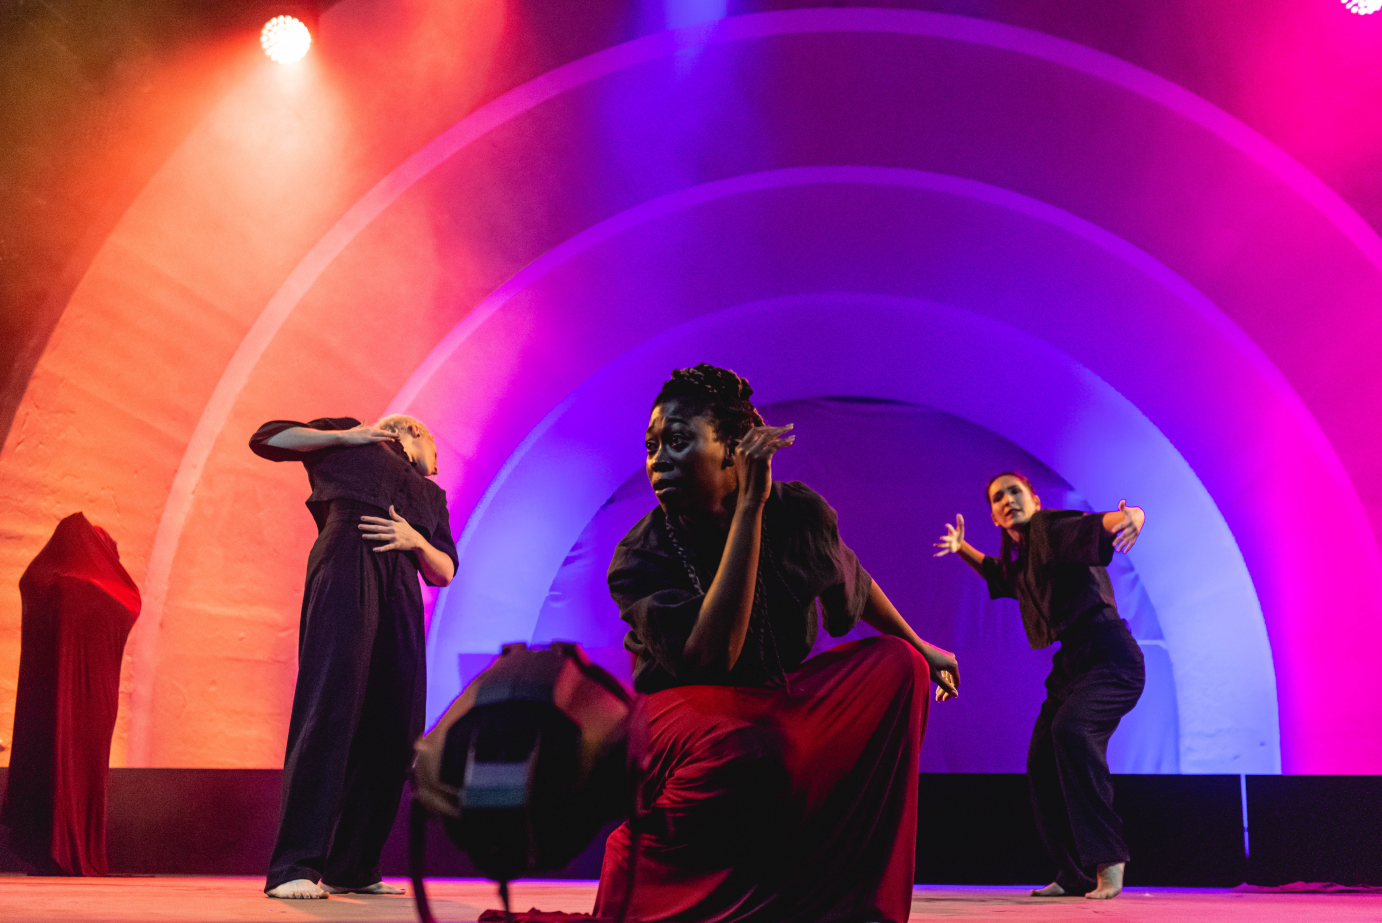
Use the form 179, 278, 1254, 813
1050, 713, 1100, 749
865, 634, 928, 682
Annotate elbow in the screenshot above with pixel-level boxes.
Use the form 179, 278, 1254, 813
681, 640, 737, 674
425, 562, 456, 588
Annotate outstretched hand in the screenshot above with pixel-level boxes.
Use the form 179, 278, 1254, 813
734, 424, 795, 506
933, 514, 965, 557
1113, 499, 1145, 553
359, 505, 423, 553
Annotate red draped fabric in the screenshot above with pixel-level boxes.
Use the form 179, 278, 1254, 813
594, 636, 930, 923
1, 512, 140, 876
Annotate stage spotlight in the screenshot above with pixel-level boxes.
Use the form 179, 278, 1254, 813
1342, 0, 1381, 14
260, 15, 312, 63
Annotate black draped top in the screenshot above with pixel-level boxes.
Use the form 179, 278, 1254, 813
980, 509, 1117, 649
249, 417, 458, 585
609, 480, 872, 693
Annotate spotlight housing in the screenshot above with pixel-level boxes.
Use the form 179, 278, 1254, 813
260, 15, 312, 63
1342, 0, 1381, 14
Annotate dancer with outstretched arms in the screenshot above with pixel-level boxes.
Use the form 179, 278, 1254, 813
935, 473, 1145, 900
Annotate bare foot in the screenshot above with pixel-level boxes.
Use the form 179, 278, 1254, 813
1085, 862, 1124, 900
1030, 882, 1066, 897
266, 879, 328, 899
321, 881, 405, 895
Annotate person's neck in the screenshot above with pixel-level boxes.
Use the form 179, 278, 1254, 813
675, 495, 737, 534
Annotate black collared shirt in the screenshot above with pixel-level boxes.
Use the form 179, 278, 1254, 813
609, 481, 872, 693
249, 417, 457, 584
981, 509, 1117, 649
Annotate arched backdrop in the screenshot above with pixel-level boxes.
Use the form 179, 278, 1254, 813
1, 4, 1380, 773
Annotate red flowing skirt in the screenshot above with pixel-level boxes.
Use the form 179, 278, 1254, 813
593, 636, 930, 923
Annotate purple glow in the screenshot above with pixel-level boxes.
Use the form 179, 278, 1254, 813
534, 399, 1183, 774
423, 292, 1277, 773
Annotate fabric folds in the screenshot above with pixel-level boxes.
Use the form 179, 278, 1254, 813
1, 512, 140, 876
594, 636, 930, 923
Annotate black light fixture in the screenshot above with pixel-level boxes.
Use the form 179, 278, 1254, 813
411, 642, 636, 922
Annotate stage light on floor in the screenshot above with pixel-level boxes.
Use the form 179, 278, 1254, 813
1342, 0, 1381, 14
260, 15, 312, 63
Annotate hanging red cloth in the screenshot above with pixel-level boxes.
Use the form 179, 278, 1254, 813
594, 636, 930, 923
1, 512, 141, 876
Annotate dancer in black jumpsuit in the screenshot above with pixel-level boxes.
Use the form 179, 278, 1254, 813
251, 416, 457, 900
935, 473, 1145, 900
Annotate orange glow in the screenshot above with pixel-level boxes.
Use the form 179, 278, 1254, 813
0, 0, 509, 769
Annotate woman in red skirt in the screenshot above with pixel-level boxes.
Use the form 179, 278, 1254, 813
593, 365, 959, 923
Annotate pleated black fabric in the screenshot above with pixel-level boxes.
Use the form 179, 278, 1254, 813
611, 481, 870, 694
981, 509, 1146, 891
250, 417, 456, 893
265, 499, 428, 890
1027, 616, 1144, 892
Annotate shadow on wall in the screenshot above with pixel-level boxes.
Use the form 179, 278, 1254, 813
526, 398, 1179, 773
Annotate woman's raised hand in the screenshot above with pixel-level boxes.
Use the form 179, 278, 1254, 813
1113, 499, 1145, 553
734, 424, 794, 506
338, 423, 399, 446
933, 514, 965, 557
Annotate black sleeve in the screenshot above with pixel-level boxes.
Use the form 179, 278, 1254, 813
1037, 510, 1114, 567
801, 490, 872, 638
423, 495, 459, 588
981, 556, 1017, 600
248, 417, 361, 462
608, 542, 705, 682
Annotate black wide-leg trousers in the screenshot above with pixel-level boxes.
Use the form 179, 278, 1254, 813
1027, 616, 1144, 894
265, 501, 426, 892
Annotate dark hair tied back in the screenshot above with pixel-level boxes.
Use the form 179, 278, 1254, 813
986, 471, 1038, 569
653, 363, 765, 443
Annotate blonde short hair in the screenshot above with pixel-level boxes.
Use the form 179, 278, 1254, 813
376, 414, 437, 475
375, 414, 432, 439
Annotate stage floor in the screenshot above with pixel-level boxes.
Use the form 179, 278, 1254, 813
2, 877, 1380, 923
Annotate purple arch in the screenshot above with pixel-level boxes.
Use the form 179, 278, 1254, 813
396, 161, 1373, 772
425, 293, 1276, 773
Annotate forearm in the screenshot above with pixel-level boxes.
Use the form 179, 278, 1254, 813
955, 540, 986, 576
683, 500, 762, 673
864, 580, 960, 699
862, 581, 930, 652
412, 540, 455, 587
264, 427, 343, 452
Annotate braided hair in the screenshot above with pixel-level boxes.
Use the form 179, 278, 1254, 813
654, 365, 791, 689
651, 363, 765, 444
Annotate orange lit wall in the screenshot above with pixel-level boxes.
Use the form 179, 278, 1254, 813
0, 0, 510, 767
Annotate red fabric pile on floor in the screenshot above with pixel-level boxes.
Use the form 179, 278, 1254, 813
595, 636, 931, 923
0, 512, 141, 876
